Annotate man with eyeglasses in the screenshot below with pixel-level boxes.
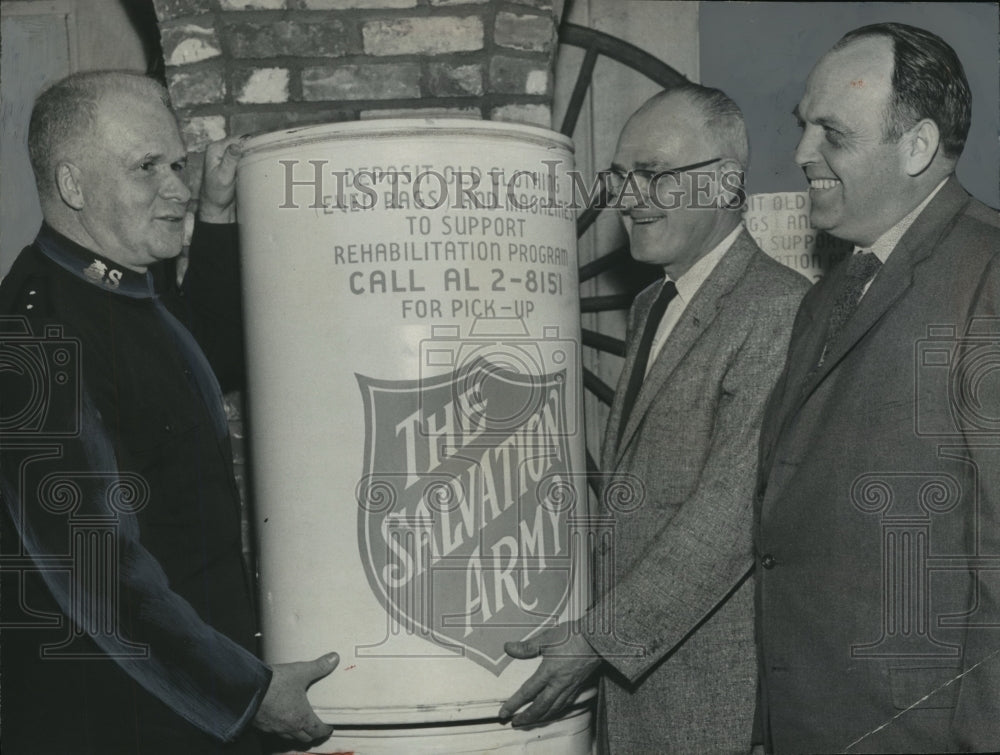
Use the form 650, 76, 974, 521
499, 84, 809, 753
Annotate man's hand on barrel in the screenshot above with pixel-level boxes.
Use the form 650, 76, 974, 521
198, 135, 246, 224
498, 623, 601, 727
253, 651, 339, 744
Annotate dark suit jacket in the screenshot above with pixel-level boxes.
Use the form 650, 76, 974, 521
585, 229, 809, 754
756, 177, 1000, 753
0, 223, 269, 754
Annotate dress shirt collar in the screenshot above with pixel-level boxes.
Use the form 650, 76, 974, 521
668, 222, 743, 303
35, 223, 155, 299
857, 177, 948, 260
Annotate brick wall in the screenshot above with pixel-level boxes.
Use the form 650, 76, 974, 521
152, 0, 560, 169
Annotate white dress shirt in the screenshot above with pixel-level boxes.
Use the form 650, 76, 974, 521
857, 177, 948, 297
645, 223, 744, 375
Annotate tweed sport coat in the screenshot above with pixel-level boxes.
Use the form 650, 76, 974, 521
755, 177, 1000, 754
584, 229, 809, 754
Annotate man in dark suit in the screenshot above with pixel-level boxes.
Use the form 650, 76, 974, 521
499, 84, 809, 753
0, 71, 337, 754
756, 23, 1000, 753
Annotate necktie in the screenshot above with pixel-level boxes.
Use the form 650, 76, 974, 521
617, 280, 678, 445
817, 251, 882, 366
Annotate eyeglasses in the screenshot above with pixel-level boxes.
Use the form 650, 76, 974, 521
605, 157, 724, 195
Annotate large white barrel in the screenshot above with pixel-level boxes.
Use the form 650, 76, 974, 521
236, 120, 590, 752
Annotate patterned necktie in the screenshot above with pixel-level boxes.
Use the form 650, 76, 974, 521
817, 251, 882, 366
617, 280, 678, 445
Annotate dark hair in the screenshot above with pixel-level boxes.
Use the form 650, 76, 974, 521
835, 22, 971, 159
28, 71, 170, 196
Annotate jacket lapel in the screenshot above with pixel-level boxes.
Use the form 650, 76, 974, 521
785, 176, 971, 420
602, 265, 687, 472
601, 282, 655, 472
613, 229, 758, 466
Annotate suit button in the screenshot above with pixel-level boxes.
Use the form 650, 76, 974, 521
761, 554, 776, 569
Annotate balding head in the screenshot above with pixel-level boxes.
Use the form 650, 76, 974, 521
28, 71, 171, 202
26, 70, 191, 271
626, 84, 749, 173
612, 84, 749, 278
794, 24, 964, 245
833, 22, 971, 160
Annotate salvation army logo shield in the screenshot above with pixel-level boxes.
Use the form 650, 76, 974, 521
356, 358, 577, 674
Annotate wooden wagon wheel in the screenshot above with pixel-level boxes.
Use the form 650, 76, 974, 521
557, 22, 689, 492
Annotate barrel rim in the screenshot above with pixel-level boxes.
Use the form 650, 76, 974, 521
240, 118, 575, 158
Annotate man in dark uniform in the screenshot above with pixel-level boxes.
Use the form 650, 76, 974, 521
0, 71, 336, 754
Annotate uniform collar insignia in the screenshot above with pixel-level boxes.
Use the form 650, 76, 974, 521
82, 259, 124, 290
35, 224, 153, 299
83, 259, 107, 282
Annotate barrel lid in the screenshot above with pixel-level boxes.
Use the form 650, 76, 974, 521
242, 118, 575, 157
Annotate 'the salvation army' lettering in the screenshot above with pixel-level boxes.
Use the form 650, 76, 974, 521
383, 391, 565, 604
356, 360, 577, 673
394, 381, 488, 489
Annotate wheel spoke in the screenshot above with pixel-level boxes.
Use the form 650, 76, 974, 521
580, 294, 634, 313
560, 46, 599, 136
576, 198, 608, 236
582, 328, 625, 356
560, 23, 688, 88
579, 244, 629, 282
583, 367, 615, 406
586, 450, 601, 494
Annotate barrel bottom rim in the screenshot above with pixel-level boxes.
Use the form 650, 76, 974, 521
315, 690, 595, 728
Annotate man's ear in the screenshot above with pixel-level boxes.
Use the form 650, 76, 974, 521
55, 162, 85, 210
716, 157, 746, 209
902, 119, 940, 176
